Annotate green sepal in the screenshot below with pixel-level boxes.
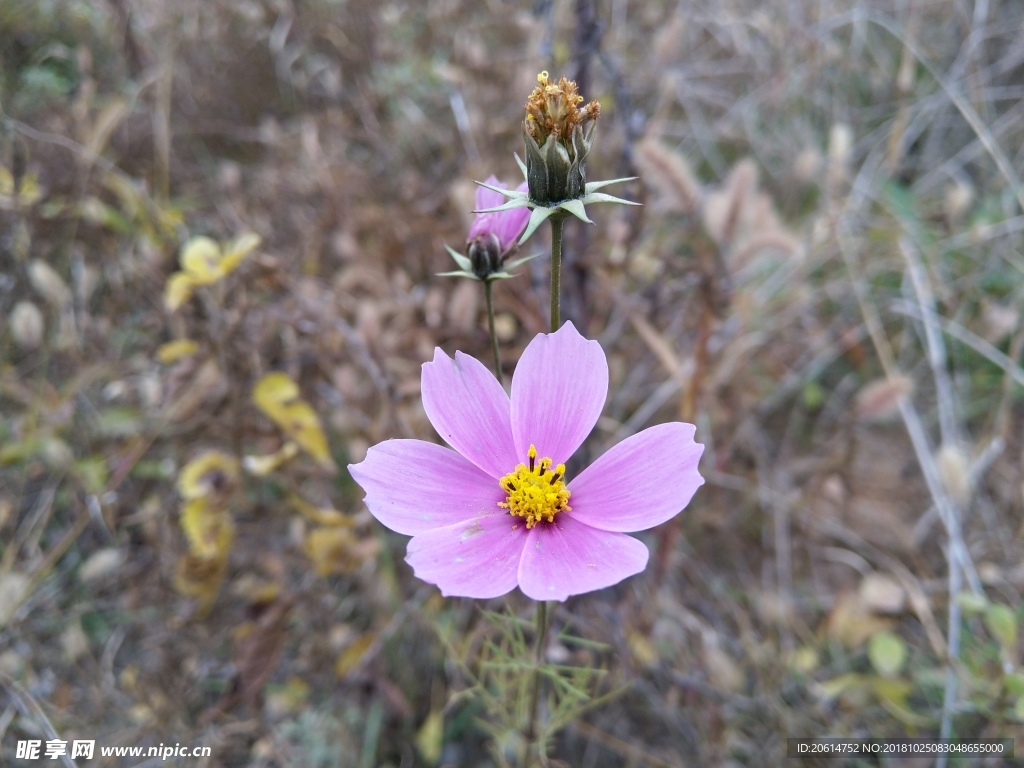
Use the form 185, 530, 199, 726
503, 252, 541, 271
518, 205, 558, 245
436, 270, 480, 281
557, 198, 593, 224
584, 177, 636, 194
474, 197, 532, 214
514, 152, 528, 180
444, 245, 473, 272
579, 191, 642, 207
474, 180, 528, 200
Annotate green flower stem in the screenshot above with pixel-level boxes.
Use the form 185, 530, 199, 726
549, 213, 566, 333
484, 280, 503, 384
523, 600, 553, 766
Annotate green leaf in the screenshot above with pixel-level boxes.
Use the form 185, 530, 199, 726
984, 604, 1018, 652
1004, 673, 1024, 697
868, 631, 907, 677
815, 673, 863, 699
1014, 696, 1024, 723
956, 591, 989, 615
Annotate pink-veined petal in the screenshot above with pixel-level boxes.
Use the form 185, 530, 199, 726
517, 515, 648, 601
406, 514, 527, 599
421, 349, 518, 478
348, 439, 503, 535
474, 175, 506, 213
566, 423, 704, 532
510, 321, 608, 465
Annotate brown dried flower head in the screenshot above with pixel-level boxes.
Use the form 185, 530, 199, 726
524, 71, 600, 147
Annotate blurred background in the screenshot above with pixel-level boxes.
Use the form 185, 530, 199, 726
1, 0, 1023, 765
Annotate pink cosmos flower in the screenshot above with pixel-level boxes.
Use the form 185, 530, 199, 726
467, 175, 531, 255
348, 322, 704, 601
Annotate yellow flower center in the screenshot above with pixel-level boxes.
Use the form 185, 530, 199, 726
498, 445, 571, 529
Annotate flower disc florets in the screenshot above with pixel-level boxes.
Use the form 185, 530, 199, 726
498, 445, 571, 528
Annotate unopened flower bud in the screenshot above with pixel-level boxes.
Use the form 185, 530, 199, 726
523, 71, 599, 205
468, 233, 503, 280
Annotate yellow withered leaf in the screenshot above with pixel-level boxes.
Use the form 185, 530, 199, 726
289, 494, 354, 527
180, 236, 224, 284
156, 339, 200, 364
334, 632, 376, 678
0, 167, 43, 208
219, 233, 261, 275
252, 371, 300, 415
177, 450, 240, 500
415, 710, 444, 766
165, 232, 260, 311
253, 373, 335, 470
180, 499, 234, 559
304, 527, 378, 576
174, 552, 229, 615
243, 441, 299, 476
164, 272, 196, 312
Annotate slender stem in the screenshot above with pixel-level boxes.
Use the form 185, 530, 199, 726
549, 215, 565, 333
523, 600, 552, 766
484, 280, 503, 384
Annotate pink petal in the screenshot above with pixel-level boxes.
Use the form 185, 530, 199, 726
348, 439, 503, 535
421, 349, 518, 478
493, 206, 530, 252
517, 515, 649, 601
510, 321, 608, 465
567, 423, 704, 532
467, 213, 494, 242
474, 175, 505, 212
406, 514, 527, 599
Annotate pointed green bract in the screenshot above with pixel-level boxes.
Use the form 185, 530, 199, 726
474, 198, 532, 214
557, 199, 593, 224
504, 252, 540, 271
475, 180, 528, 200
444, 245, 473, 272
518, 206, 558, 245
584, 177, 636, 194
579, 191, 642, 207
514, 152, 528, 180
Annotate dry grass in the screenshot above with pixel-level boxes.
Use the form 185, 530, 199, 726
2, 0, 1024, 765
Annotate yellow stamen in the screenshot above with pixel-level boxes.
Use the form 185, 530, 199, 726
498, 444, 570, 529
524, 72, 599, 147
